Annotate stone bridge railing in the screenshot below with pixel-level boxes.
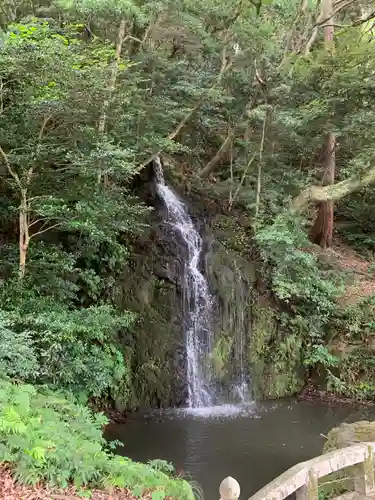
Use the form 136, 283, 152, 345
219, 442, 375, 500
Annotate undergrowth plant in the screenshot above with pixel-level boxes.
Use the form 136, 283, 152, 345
0, 378, 194, 499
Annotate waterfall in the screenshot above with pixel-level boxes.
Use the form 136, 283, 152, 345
154, 157, 214, 408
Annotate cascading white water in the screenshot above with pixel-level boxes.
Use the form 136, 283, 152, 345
154, 157, 214, 408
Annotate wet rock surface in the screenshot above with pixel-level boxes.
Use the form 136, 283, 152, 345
117, 167, 304, 410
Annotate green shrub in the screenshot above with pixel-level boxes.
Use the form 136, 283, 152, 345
255, 216, 342, 314
0, 379, 194, 499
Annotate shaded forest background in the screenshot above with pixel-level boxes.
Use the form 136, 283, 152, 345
1, 0, 375, 410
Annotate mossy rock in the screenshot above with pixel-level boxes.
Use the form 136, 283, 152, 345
324, 421, 375, 452
210, 214, 252, 257
112, 235, 186, 410
206, 227, 306, 400
319, 421, 375, 497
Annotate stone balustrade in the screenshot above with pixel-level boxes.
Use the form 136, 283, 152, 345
219, 442, 375, 500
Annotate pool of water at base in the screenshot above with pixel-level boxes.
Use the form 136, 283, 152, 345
104, 399, 375, 500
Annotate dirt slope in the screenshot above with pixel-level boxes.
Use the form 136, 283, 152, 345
305, 238, 375, 305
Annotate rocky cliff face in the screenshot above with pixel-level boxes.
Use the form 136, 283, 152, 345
113, 166, 188, 410
114, 167, 304, 410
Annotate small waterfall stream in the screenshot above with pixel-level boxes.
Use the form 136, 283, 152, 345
154, 157, 214, 408
154, 157, 250, 410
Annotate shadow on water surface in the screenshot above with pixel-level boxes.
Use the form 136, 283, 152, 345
104, 399, 375, 500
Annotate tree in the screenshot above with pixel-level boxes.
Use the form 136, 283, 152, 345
0, 16, 146, 399
0, 19, 147, 278
309, 0, 336, 249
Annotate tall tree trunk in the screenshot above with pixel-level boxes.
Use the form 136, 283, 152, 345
309, 0, 335, 249
309, 132, 335, 248
0, 145, 31, 278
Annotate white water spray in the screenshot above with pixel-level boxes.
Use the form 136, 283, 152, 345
154, 157, 214, 408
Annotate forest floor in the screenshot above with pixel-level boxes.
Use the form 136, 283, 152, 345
307, 238, 375, 304
0, 465, 155, 500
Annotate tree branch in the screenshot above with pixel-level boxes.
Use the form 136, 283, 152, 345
140, 42, 235, 170
254, 59, 266, 86
28, 218, 49, 228
315, 0, 357, 27
140, 16, 158, 50
0, 145, 21, 187
254, 112, 268, 224
38, 114, 53, 141
97, 19, 127, 184
353, 10, 375, 27
199, 131, 234, 178
279, 0, 308, 68
228, 153, 256, 211
305, 26, 320, 54
250, 0, 262, 16
305, 0, 354, 54
29, 221, 64, 239
290, 166, 375, 213
210, 0, 244, 34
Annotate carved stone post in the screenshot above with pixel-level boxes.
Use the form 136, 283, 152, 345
220, 477, 240, 499
296, 470, 318, 500
354, 445, 375, 496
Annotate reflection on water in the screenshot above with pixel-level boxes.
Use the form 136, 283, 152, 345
104, 399, 375, 500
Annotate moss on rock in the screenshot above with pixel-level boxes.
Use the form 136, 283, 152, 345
113, 183, 307, 409
112, 218, 186, 410
205, 214, 305, 400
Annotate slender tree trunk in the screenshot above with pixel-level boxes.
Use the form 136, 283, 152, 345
0, 145, 31, 278
254, 112, 267, 226
19, 188, 29, 278
309, 0, 335, 249
98, 19, 126, 184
